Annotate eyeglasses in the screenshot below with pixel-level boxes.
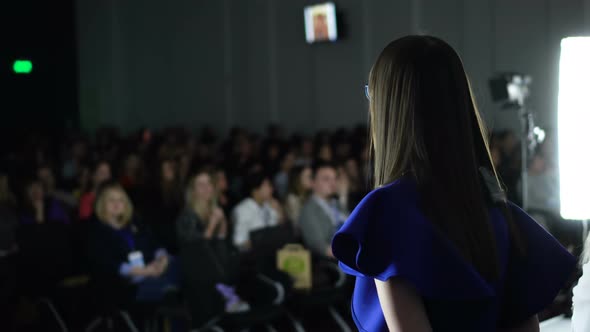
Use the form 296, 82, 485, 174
364, 84, 370, 100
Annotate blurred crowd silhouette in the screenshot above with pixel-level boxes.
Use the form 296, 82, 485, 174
0, 124, 574, 331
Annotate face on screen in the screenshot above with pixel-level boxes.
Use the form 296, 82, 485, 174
313, 14, 329, 41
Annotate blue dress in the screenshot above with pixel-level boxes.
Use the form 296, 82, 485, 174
332, 177, 576, 331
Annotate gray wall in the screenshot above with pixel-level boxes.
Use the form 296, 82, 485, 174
77, 0, 590, 134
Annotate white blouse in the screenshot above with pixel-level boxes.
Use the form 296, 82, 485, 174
573, 263, 590, 332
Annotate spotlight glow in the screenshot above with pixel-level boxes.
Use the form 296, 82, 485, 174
558, 37, 590, 220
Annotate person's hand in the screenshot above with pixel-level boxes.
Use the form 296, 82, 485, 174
152, 255, 169, 276
32, 198, 43, 211
325, 246, 335, 258
205, 207, 226, 239
130, 264, 159, 277
269, 198, 282, 213
211, 207, 225, 225
33, 199, 45, 223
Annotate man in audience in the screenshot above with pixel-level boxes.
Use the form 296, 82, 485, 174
299, 161, 348, 258
232, 172, 284, 251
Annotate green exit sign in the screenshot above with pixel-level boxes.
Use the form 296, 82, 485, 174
13, 60, 33, 74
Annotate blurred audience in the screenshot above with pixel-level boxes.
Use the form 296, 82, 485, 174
213, 168, 235, 216
79, 160, 111, 220
19, 178, 70, 225
2, 123, 576, 329
37, 164, 78, 209
144, 158, 184, 225
0, 173, 18, 255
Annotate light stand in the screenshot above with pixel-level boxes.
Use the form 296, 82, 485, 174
489, 73, 534, 210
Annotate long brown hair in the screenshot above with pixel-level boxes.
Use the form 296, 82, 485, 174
368, 36, 513, 281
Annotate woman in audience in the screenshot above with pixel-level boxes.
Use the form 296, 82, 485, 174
86, 181, 177, 302
72, 164, 90, 200
20, 178, 70, 225
61, 138, 88, 187
119, 153, 144, 192
262, 140, 282, 177
144, 158, 184, 223
295, 137, 314, 167
140, 158, 184, 252
340, 158, 365, 209
176, 169, 228, 245
176, 170, 249, 325
213, 168, 235, 217
284, 165, 313, 229
273, 150, 295, 200
316, 143, 333, 162
573, 234, 590, 331
79, 160, 111, 220
331, 35, 575, 331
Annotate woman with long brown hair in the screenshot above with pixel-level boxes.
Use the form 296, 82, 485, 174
332, 36, 575, 331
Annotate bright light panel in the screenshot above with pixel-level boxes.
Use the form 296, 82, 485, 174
558, 37, 590, 220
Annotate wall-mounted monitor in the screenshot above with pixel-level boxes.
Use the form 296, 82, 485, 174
304, 2, 338, 44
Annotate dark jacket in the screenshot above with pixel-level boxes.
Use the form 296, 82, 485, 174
176, 208, 239, 283
85, 217, 158, 282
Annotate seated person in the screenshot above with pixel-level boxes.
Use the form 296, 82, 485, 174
86, 181, 177, 302
37, 164, 78, 210
232, 172, 285, 251
19, 178, 70, 225
176, 170, 228, 245
284, 165, 313, 232
79, 161, 111, 221
176, 170, 249, 325
299, 161, 348, 258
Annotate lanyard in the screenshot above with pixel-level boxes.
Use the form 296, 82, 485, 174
118, 228, 136, 250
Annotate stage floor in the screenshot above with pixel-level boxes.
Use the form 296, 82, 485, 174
540, 315, 571, 332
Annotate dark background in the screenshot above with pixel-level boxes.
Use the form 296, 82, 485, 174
0, 0, 78, 133
1, 0, 588, 135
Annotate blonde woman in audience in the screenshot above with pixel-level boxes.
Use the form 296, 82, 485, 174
573, 234, 590, 331
176, 169, 228, 245
176, 169, 249, 322
86, 181, 177, 302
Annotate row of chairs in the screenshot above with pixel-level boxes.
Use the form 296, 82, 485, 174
6, 222, 354, 332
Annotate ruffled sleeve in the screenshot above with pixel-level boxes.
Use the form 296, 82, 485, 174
499, 203, 576, 326
331, 179, 495, 300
